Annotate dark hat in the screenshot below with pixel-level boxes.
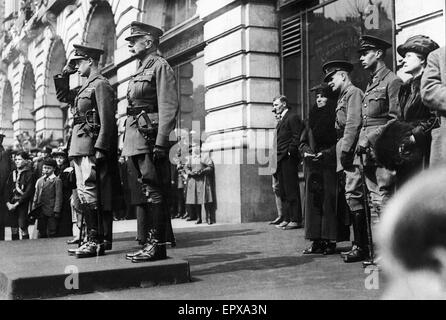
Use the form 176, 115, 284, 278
51, 147, 67, 157
70, 44, 104, 62
30, 147, 42, 153
397, 35, 439, 58
125, 21, 164, 41
43, 157, 57, 168
310, 83, 332, 97
322, 60, 354, 82
358, 35, 392, 53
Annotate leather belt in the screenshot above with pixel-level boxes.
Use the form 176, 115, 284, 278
362, 118, 388, 127
73, 116, 87, 126
127, 106, 155, 116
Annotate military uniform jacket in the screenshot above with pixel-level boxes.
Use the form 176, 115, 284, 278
54, 72, 117, 157
356, 66, 403, 165
122, 53, 179, 157
336, 84, 364, 171
421, 47, 446, 167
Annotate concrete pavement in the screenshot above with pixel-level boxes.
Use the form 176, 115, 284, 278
50, 220, 384, 300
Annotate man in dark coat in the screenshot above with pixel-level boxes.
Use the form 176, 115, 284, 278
123, 22, 179, 263
54, 44, 118, 258
272, 95, 304, 230
0, 133, 13, 241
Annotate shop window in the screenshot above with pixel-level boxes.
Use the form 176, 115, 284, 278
173, 53, 205, 136
306, 0, 395, 108
165, 0, 198, 30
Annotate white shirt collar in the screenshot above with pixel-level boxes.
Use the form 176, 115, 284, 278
280, 108, 289, 119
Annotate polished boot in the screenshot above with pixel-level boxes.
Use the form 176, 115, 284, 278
132, 204, 167, 263
75, 230, 105, 258
102, 211, 113, 250
344, 210, 368, 263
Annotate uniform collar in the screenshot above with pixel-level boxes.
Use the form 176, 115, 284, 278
339, 83, 353, 98
136, 53, 158, 74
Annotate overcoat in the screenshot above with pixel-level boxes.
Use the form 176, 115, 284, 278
185, 153, 214, 204
421, 47, 446, 167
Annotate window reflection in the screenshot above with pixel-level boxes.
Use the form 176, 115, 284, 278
307, 0, 394, 105
165, 0, 198, 30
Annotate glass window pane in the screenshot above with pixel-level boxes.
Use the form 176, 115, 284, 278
307, 0, 394, 105
177, 55, 205, 134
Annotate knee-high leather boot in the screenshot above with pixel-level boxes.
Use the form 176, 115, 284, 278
343, 210, 367, 263
132, 203, 167, 263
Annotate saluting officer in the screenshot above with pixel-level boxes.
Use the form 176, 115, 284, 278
356, 35, 403, 218
323, 60, 369, 263
122, 22, 179, 263
54, 44, 118, 258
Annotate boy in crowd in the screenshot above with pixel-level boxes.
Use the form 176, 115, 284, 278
32, 158, 63, 238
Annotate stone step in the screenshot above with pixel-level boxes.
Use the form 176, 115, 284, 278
0, 233, 190, 300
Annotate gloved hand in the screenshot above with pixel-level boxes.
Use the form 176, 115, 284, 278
62, 61, 77, 76
340, 151, 354, 169
153, 145, 168, 162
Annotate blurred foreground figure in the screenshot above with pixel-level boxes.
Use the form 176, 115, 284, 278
378, 167, 446, 299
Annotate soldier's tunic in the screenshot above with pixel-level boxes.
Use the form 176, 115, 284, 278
336, 84, 365, 212
122, 53, 179, 203
355, 66, 403, 214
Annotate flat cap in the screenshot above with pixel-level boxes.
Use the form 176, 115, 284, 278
43, 157, 57, 168
125, 21, 164, 41
358, 35, 392, 53
70, 44, 104, 61
397, 35, 439, 58
322, 60, 354, 82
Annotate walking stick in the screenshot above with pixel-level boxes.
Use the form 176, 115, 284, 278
358, 153, 376, 268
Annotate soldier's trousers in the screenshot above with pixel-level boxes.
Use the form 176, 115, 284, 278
344, 167, 364, 212
363, 165, 396, 216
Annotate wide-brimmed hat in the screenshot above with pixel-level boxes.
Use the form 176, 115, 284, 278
397, 35, 439, 58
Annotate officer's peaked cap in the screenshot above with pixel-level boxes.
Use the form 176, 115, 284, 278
125, 21, 164, 41
322, 60, 354, 82
71, 44, 104, 61
397, 35, 439, 58
358, 35, 392, 53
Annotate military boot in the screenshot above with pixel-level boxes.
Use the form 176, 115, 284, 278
132, 204, 167, 263
344, 210, 368, 263
75, 229, 105, 259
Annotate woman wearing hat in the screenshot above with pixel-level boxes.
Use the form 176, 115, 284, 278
300, 84, 348, 255
375, 35, 439, 186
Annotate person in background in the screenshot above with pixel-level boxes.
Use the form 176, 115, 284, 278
300, 84, 349, 255
6, 151, 35, 240
32, 158, 62, 238
273, 95, 304, 230
52, 148, 75, 237
0, 132, 13, 241
185, 142, 215, 225
269, 110, 284, 226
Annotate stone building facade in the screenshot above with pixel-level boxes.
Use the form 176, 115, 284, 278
0, 0, 444, 223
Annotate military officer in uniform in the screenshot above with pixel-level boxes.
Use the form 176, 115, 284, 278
324, 60, 369, 262
54, 44, 118, 258
123, 22, 179, 263
356, 35, 402, 218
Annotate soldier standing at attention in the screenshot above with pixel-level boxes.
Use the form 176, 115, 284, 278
123, 22, 179, 263
356, 35, 403, 219
54, 44, 118, 258
323, 61, 368, 263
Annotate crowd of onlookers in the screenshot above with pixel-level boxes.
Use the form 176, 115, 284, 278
0, 133, 217, 242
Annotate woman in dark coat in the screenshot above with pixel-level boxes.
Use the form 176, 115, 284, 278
375, 35, 439, 187
52, 149, 75, 237
300, 84, 349, 255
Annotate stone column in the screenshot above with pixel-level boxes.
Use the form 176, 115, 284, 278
198, 0, 279, 223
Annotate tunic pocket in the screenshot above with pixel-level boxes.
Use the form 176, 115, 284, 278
132, 73, 154, 98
